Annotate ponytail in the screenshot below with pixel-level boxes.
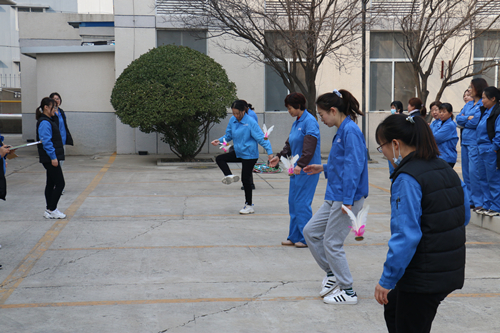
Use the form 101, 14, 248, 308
376, 114, 439, 161
408, 97, 426, 117
316, 89, 363, 122
35, 97, 55, 120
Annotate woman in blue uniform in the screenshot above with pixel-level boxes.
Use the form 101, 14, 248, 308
36, 97, 66, 219
432, 103, 458, 167
456, 78, 488, 210
374, 114, 469, 333
303, 89, 368, 305
476, 87, 500, 216
211, 101, 273, 215
269, 93, 321, 248
429, 101, 442, 132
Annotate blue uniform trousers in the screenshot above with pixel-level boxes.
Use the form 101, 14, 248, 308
288, 173, 319, 244
461, 145, 473, 206
481, 150, 500, 212
467, 145, 484, 208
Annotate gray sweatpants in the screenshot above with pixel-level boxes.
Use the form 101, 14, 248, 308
303, 199, 365, 289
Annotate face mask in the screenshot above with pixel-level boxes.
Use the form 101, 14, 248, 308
391, 108, 397, 114
392, 142, 402, 166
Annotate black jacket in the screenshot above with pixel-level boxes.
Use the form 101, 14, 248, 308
36, 115, 65, 164
391, 154, 466, 294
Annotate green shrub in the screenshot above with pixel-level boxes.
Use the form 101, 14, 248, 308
111, 45, 237, 161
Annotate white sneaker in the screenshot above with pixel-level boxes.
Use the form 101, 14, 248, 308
485, 210, 500, 217
222, 175, 240, 185
323, 288, 358, 305
320, 276, 338, 297
44, 209, 66, 219
239, 204, 255, 214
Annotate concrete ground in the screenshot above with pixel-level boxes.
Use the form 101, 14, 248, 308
0, 134, 499, 333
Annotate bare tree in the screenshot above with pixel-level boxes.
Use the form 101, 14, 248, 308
372, 0, 500, 110
158, 0, 365, 116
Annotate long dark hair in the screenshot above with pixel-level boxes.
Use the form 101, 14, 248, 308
376, 114, 439, 161
471, 78, 488, 99
408, 97, 426, 117
231, 100, 249, 113
316, 89, 363, 122
35, 97, 55, 120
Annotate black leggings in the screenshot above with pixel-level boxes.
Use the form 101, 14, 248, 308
216, 151, 257, 205
42, 162, 65, 211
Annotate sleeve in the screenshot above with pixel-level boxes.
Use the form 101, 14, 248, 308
464, 108, 482, 129
492, 115, 500, 151
218, 118, 233, 143
38, 121, 57, 160
379, 175, 423, 290
250, 120, 273, 155
462, 180, 471, 226
456, 104, 469, 127
342, 131, 366, 205
276, 139, 291, 159
296, 135, 318, 168
433, 121, 455, 144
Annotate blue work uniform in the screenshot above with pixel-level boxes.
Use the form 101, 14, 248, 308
429, 119, 441, 133
379, 174, 470, 289
433, 118, 458, 164
55, 108, 67, 145
323, 117, 368, 205
477, 106, 500, 212
38, 121, 58, 160
218, 113, 272, 159
247, 108, 258, 124
456, 100, 484, 207
287, 110, 321, 244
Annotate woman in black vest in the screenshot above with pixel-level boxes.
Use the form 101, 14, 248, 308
36, 97, 66, 219
374, 114, 469, 333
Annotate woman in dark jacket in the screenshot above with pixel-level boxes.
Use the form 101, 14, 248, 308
36, 97, 66, 219
374, 114, 470, 333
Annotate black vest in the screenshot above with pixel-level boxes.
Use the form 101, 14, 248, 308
391, 154, 466, 294
36, 115, 65, 163
53, 108, 74, 146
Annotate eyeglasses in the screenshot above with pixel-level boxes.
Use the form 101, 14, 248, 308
377, 142, 390, 153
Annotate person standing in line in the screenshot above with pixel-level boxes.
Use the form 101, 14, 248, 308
36, 97, 66, 219
432, 103, 459, 168
456, 78, 488, 210
302, 89, 368, 305
211, 100, 273, 215
49, 93, 73, 166
374, 114, 469, 333
429, 101, 442, 132
240, 101, 258, 191
269, 93, 321, 248
475, 87, 500, 217
407, 97, 427, 118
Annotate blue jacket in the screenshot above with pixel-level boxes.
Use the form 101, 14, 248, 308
247, 109, 258, 124
219, 113, 272, 159
56, 108, 67, 145
38, 120, 58, 160
456, 100, 483, 146
323, 117, 368, 205
379, 173, 470, 290
289, 110, 321, 172
493, 114, 500, 152
433, 118, 458, 164
429, 119, 441, 133
477, 106, 494, 153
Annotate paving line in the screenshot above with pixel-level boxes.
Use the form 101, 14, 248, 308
369, 183, 391, 193
45, 241, 496, 252
0, 153, 117, 305
1, 293, 498, 309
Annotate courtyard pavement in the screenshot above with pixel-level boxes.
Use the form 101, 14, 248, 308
0, 134, 499, 333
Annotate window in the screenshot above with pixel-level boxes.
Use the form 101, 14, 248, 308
370, 32, 415, 111
157, 30, 207, 54
16, 7, 46, 12
473, 31, 500, 87
264, 31, 307, 111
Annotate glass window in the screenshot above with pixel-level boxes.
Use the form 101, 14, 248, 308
31, 7, 44, 13
17, 7, 30, 12
394, 62, 415, 106
370, 32, 406, 59
265, 63, 288, 111
157, 30, 207, 54
474, 31, 500, 59
473, 60, 499, 87
370, 62, 392, 111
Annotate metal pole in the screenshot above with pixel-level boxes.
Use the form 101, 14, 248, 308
361, 0, 372, 161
